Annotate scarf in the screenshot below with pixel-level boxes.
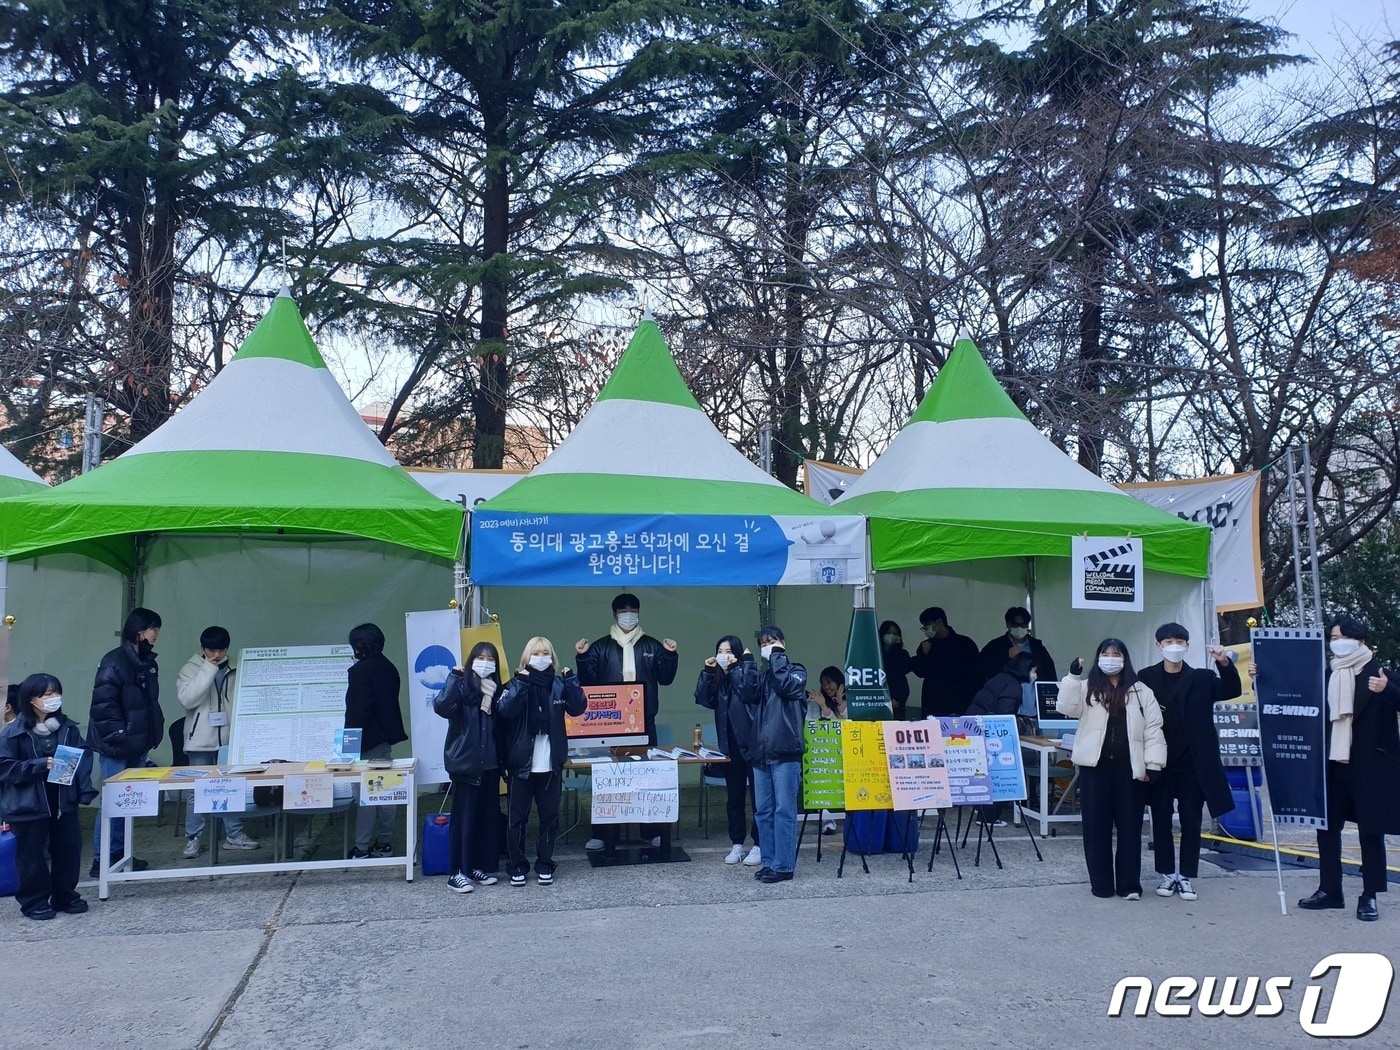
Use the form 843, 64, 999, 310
527, 667, 555, 736
1326, 642, 1371, 763
479, 677, 497, 714
610, 622, 644, 682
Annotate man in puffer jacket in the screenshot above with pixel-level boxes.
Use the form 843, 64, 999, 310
177, 626, 259, 858
741, 626, 808, 884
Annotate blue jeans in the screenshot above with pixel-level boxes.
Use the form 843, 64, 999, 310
184, 750, 244, 840
93, 752, 147, 859
753, 759, 801, 874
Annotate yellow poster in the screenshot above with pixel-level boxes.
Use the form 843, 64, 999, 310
461, 623, 511, 683
842, 721, 893, 811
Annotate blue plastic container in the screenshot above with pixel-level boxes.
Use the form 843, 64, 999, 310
420, 813, 451, 876
0, 826, 17, 897
1218, 767, 1263, 841
844, 809, 888, 853
884, 810, 921, 854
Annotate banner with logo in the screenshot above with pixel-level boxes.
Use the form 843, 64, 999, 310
1120, 472, 1263, 611
1250, 628, 1328, 827
1213, 702, 1262, 767
1071, 535, 1143, 612
405, 609, 465, 786
844, 607, 893, 720
802, 460, 865, 505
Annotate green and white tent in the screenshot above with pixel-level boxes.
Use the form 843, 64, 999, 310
0, 293, 464, 573
471, 318, 867, 586
0, 443, 44, 497
837, 335, 1210, 577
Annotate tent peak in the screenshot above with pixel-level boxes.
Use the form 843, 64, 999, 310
595, 320, 702, 411
229, 293, 328, 370
909, 336, 1025, 425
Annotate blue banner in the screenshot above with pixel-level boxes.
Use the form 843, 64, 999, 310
470, 511, 866, 586
1251, 628, 1328, 828
981, 715, 1028, 803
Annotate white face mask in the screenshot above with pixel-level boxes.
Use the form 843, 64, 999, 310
528, 655, 552, 671
1008, 627, 1030, 641
760, 644, 775, 661
40, 695, 63, 713
471, 660, 496, 678
1160, 644, 1188, 663
1098, 656, 1125, 675
882, 633, 897, 645
715, 652, 735, 668
615, 612, 639, 630
1330, 639, 1360, 658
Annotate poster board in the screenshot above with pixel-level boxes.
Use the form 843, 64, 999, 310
934, 717, 991, 808
1071, 535, 1144, 612
842, 721, 892, 810
981, 715, 1027, 802
590, 761, 680, 823
564, 684, 647, 744
802, 719, 845, 810
228, 645, 353, 764
1213, 702, 1262, 767
882, 721, 952, 810
1250, 627, 1328, 827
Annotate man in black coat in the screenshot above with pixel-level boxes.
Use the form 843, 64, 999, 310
1137, 622, 1241, 902
908, 606, 979, 718
976, 606, 1057, 688
576, 592, 678, 849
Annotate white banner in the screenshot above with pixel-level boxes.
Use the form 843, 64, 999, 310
405, 608, 462, 787
103, 780, 160, 817
1071, 535, 1144, 612
802, 460, 865, 505
228, 645, 353, 764
194, 777, 248, 814
1120, 473, 1262, 611
590, 761, 680, 824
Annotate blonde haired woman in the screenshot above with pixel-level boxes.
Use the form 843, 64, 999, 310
496, 637, 587, 885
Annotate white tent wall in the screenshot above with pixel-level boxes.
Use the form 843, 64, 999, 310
871, 560, 1033, 652
7, 537, 455, 763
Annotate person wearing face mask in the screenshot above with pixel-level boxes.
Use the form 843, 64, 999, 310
177, 626, 259, 858
87, 606, 164, 877
1136, 623, 1241, 902
741, 626, 809, 883
1254, 617, 1400, 921
434, 641, 506, 893
345, 622, 407, 860
694, 635, 760, 865
977, 606, 1057, 689
967, 653, 1039, 828
878, 621, 911, 719
909, 606, 980, 718
497, 637, 587, 885
576, 592, 679, 849
0, 673, 96, 919
1056, 639, 1166, 900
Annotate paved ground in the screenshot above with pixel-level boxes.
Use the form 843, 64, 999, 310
1, 806, 1397, 1050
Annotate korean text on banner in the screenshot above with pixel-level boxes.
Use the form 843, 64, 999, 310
802, 719, 845, 810
934, 717, 990, 808
405, 608, 470, 786
882, 721, 952, 810
590, 761, 679, 823
228, 645, 354, 764
103, 781, 159, 817
981, 715, 1028, 802
842, 721, 892, 811
361, 771, 409, 806
844, 608, 893, 721
194, 777, 248, 814
1250, 628, 1328, 827
1213, 703, 1262, 767
1071, 535, 1144, 612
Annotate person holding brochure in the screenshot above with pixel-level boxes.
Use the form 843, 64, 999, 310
1136, 623, 1241, 902
1253, 617, 1400, 921
497, 637, 587, 886
1056, 640, 1166, 900
345, 623, 407, 860
434, 641, 506, 893
695, 635, 760, 866
178, 626, 259, 858
741, 626, 809, 884
0, 673, 96, 919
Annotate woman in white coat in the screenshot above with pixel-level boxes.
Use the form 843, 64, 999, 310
1056, 638, 1166, 900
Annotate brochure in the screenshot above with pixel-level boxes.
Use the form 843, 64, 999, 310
48, 744, 83, 786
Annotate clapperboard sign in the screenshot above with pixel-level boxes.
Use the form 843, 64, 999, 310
1213, 703, 1262, 766
1071, 535, 1143, 612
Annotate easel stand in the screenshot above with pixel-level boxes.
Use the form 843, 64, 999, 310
797, 811, 828, 863
925, 810, 963, 880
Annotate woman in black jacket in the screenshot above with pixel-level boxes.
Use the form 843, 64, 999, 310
695, 635, 759, 866
968, 654, 1036, 717
88, 606, 162, 876
0, 673, 96, 919
496, 637, 586, 886
879, 621, 912, 719
434, 641, 504, 893
345, 623, 407, 859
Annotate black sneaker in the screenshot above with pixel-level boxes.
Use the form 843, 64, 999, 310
58, 899, 89, 914
23, 906, 56, 921
369, 841, 394, 858
349, 848, 371, 860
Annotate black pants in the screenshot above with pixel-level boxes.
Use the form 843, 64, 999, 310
1148, 770, 1207, 879
12, 812, 83, 915
723, 748, 759, 847
1078, 756, 1145, 898
1317, 761, 1389, 896
507, 770, 562, 876
449, 772, 501, 877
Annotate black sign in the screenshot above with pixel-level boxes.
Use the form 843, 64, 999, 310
1212, 702, 1261, 766
1250, 628, 1328, 828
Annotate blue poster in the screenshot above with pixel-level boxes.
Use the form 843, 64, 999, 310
470, 511, 866, 586
980, 715, 1028, 803
1251, 628, 1328, 828
937, 716, 994, 806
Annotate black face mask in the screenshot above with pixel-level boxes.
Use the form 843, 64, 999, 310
137, 639, 155, 659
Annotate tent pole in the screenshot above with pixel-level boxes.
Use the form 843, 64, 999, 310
456, 509, 472, 628
0, 558, 10, 701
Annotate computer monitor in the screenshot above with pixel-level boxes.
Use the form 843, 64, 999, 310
1034, 680, 1078, 736
564, 684, 649, 748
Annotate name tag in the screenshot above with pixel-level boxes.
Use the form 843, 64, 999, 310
208, 712, 228, 728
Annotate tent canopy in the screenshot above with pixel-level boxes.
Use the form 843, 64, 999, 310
0, 294, 464, 573
836, 336, 1210, 577
472, 319, 867, 586
0, 443, 45, 498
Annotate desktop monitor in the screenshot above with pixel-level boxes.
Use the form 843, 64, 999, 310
1033, 680, 1078, 736
564, 684, 649, 747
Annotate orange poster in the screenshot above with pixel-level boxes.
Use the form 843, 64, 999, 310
565, 684, 646, 739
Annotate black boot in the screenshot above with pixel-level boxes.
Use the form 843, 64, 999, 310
1357, 893, 1379, 922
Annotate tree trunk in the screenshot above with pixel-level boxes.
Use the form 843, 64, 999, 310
473, 113, 511, 470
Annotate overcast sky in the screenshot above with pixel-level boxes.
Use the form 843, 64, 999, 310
1254, 0, 1395, 60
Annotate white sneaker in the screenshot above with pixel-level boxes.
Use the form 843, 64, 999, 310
822, 820, 837, 834
1176, 877, 1197, 901
1156, 874, 1178, 898
446, 873, 473, 894
743, 845, 762, 866
182, 835, 202, 859
649, 836, 662, 847
1123, 891, 1141, 901
724, 844, 746, 864
223, 833, 260, 850
584, 838, 605, 850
